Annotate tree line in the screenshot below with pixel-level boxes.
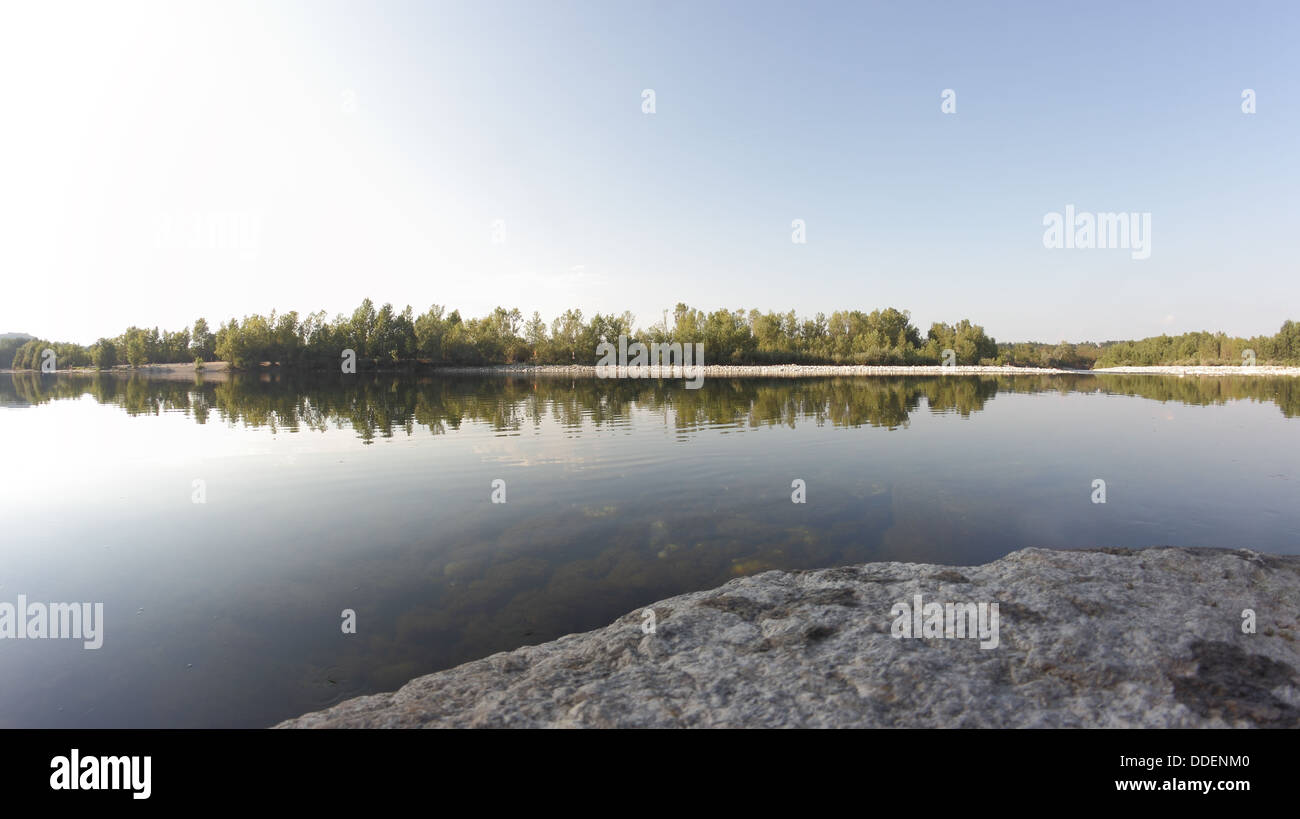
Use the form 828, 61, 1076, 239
1092, 323, 1300, 367
4, 300, 1299, 370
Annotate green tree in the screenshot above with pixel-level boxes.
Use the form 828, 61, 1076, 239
191, 318, 216, 361
92, 339, 118, 369
125, 331, 148, 367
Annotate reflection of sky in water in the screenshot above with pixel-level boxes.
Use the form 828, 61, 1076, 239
0, 374, 1296, 727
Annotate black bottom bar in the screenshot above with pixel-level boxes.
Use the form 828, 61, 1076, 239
5, 728, 1286, 806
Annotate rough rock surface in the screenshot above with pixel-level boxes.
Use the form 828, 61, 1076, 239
277, 547, 1300, 728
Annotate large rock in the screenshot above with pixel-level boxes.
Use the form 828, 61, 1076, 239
277, 547, 1300, 728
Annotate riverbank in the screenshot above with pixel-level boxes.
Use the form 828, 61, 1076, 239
7, 362, 1300, 378
277, 546, 1300, 728
0, 361, 234, 380
1091, 365, 1300, 376
440, 363, 1086, 376
436, 363, 1300, 377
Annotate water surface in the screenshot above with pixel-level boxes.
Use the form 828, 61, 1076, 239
1, 372, 1297, 727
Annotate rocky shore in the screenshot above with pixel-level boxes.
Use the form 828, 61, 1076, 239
10, 363, 1299, 378
1091, 365, 1300, 376
438, 363, 1082, 376
277, 547, 1300, 728
438, 364, 1300, 377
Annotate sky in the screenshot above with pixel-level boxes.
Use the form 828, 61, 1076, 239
1, 0, 1297, 346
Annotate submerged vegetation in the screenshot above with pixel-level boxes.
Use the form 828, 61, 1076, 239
4, 300, 1299, 371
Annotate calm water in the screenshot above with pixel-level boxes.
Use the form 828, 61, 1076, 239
1, 371, 1297, 727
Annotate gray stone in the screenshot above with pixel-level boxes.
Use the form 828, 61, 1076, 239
276, 547, 1300, 728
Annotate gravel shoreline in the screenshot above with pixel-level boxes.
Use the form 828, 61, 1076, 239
436, 364, 1300, 377
8, 363, 1299, 378
1091, 365, 1300, 376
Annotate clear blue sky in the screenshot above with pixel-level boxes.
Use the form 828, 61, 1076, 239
2, 0, 1297, 344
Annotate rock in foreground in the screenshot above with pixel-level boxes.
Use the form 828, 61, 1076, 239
277, 547, 1300, 728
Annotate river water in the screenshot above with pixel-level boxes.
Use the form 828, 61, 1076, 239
1, 371, 1296, 726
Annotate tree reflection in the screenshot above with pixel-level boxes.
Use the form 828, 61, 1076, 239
4, 371, 1299, 440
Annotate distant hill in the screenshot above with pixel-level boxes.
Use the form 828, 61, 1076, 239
1, 333, 34, 341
